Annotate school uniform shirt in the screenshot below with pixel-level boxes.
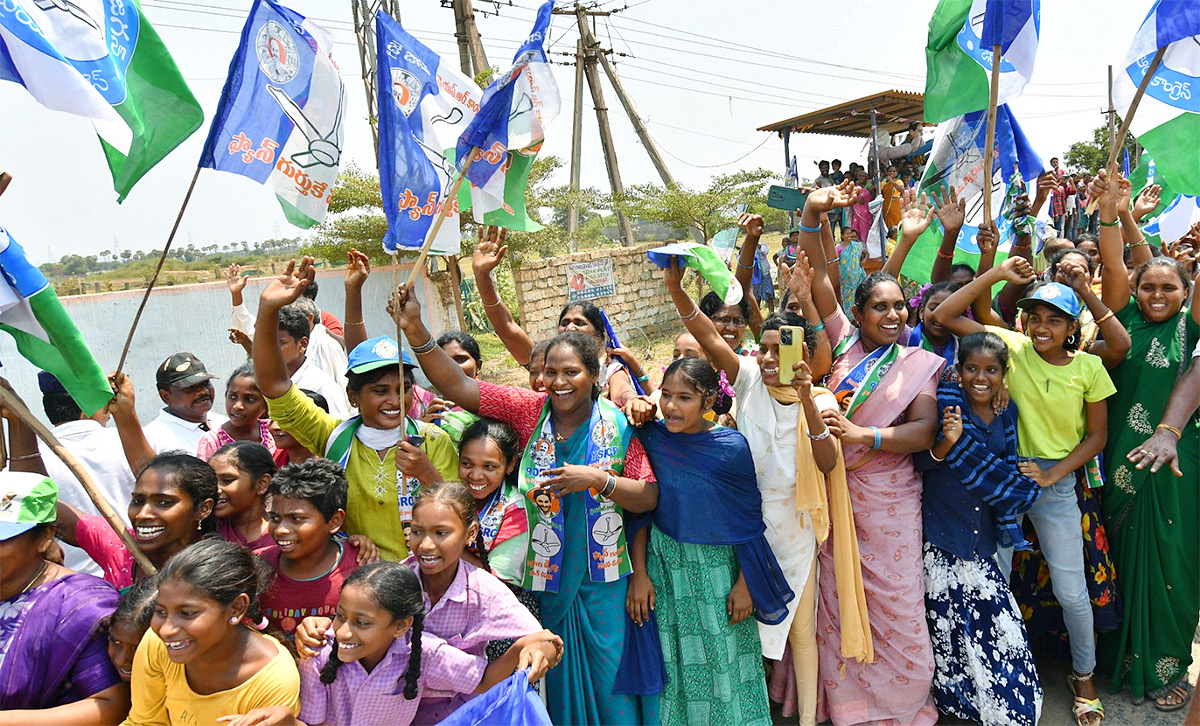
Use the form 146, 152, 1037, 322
987, 326, 1116, 459
291, 357, 352, 419
402, 556, 542, 723
121, 630, 300, 726
266, 385, 459, 561
39, 420, 135, 576
259, 540, 360, 634
299, 629, 484, 726
143, 408, 229, 455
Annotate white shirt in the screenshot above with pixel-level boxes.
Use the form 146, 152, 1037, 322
306, 323, 349, 394
733, 355, 833, 659
39, 420, 137, 576
1193, 338, 1199, 358
292, 356, 351, 419
143, 408, 229, 455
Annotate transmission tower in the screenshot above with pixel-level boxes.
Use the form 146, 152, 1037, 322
350, 0, 402, 159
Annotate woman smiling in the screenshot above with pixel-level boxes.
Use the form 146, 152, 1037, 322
802, 181, 945, 725
390, 281, 658, 726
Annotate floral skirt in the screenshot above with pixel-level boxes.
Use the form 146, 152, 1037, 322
924, 543, 1042, 726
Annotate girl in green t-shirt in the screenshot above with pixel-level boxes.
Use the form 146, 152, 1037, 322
933, 252, 1129, 726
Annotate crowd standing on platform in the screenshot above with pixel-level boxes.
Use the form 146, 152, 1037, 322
0, 163, 1198, 726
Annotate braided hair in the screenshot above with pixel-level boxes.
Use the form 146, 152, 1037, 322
662, 356, 733, 415
319, 562, 426, 699
413, 482, 489, 573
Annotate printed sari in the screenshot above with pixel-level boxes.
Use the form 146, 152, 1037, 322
816, 308, 944, 726
1098, 305, 1199, 700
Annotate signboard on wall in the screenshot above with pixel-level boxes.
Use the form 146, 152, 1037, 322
567, 258, 615, 301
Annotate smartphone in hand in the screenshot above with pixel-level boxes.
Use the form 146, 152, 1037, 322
778, 326, 806, 385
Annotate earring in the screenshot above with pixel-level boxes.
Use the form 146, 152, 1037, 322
230, 617, 238, 624
196, 521, 202, 531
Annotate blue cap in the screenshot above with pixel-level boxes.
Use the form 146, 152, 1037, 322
346, 336, 415, 375
1016, 282, 1081, 319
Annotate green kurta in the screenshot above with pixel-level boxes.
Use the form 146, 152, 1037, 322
647, 523, 770, 726
1098, 303, 1200, 699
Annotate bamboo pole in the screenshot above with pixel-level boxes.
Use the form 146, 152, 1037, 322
1086, 46, 1167, 214
981, 44, 1002, 226
0, 387, 156, 575
112, 167, 202, 383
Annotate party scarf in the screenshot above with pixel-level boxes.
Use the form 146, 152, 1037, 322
831, 331, 899, 417
906, 324, 958, 369
768, 384, 874, 664
517, 396, 633, 592
326, 416, 421, 522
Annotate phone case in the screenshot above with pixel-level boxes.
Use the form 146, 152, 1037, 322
778, 325, 806, 385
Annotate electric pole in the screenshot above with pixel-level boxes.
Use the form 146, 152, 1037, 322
350, 0, 402, 158
566, 6, 634, 246
568, 38, 585, 241
449, 0, 489, 77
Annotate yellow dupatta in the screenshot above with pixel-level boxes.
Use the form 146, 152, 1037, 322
768, 384, 874, 665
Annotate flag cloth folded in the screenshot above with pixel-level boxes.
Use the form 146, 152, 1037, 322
1143, 194, 1200, 247
0, 226, 110, 416
199, 0, 345, 229
1113, 0, 1200, 197
376, 12, 482, 254
0, 0, 203, 201
646, 242, 743, 306
924, 0, 1040, 124
455, 0, 560, 228
901, 104, 1045, 284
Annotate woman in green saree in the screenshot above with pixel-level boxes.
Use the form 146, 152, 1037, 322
1096, 182, 1200, 710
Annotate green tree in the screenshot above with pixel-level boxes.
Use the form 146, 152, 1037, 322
1065, 118, 1137, 173
613, 168, 777, 244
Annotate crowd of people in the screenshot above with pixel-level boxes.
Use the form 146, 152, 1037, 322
0, 165, 1197, 726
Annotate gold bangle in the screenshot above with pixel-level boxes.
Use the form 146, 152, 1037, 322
345, 319, 364, 326
1094, 309, 1115, 325
1129, 238, 1150, 248
1156, 423, 1183, 439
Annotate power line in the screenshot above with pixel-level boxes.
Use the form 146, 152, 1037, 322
645, 130, 772, 169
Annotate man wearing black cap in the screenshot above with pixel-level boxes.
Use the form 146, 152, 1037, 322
142, 352, 228, 453
36, 372, 135, 576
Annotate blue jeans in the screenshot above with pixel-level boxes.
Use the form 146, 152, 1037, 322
997, 458, 1096, 674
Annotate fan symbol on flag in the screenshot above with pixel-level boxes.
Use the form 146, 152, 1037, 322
267, 85, 343, 169
531, 523, 562, 557
33, 0, 100, 30
591, 513, 623, 546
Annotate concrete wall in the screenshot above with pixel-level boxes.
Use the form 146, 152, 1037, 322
511, 244, 677, 347
0, 264, 451, 426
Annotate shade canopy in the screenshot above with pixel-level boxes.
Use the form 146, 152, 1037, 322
758, 90, 928, 138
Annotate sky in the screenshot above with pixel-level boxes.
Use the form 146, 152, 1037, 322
0, 0, 1149, 264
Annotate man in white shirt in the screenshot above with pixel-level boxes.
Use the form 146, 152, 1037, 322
36, 372, 136, 576
277, 305, 352, 418
288, 296, 349, 393
142, 352, 228, 453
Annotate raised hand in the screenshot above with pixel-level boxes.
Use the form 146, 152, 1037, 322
1132, 184, 1162, 222
999, 255, 1035, 285
737, 212, 764, 238
804, 179, 859, 215
791, 359, 814, 399
345, 248, 371, 289
899, 189, 935, 239
931, 185, 966, 230
225, 263, 247, 295
662, 255, 686, 291
1089, 169, 1121, 215
260, 257, 314, 310
472, 225, 509, 275
780, 250, 815, 306
976, 222, 999, 256
388, 282, 424, 332
1116, 173, 1133, 212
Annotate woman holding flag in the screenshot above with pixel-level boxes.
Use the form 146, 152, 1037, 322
389, 273, 660, 725
801, 181, 945, 725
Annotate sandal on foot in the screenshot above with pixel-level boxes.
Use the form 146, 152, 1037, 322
1068, 672, 1105, 726
1155, 681, 1193, 712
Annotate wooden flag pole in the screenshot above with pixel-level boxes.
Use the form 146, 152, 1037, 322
981, 44, 1003, 226
0, 386, 157, 575
112, 167, 203, 383
402, 152, 477, 288
1087, 46, 1167, 214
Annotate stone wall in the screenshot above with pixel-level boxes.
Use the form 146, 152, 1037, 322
512, 244, 677, 345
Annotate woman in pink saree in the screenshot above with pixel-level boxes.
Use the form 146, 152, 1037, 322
799, 183, 944, 725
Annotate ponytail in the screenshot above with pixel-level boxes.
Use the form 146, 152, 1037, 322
473, 525, 492, 574
319, 640, 344, 684
402, 613, 424, 699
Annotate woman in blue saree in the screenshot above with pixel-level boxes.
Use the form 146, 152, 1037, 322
391, 283, 660, 725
